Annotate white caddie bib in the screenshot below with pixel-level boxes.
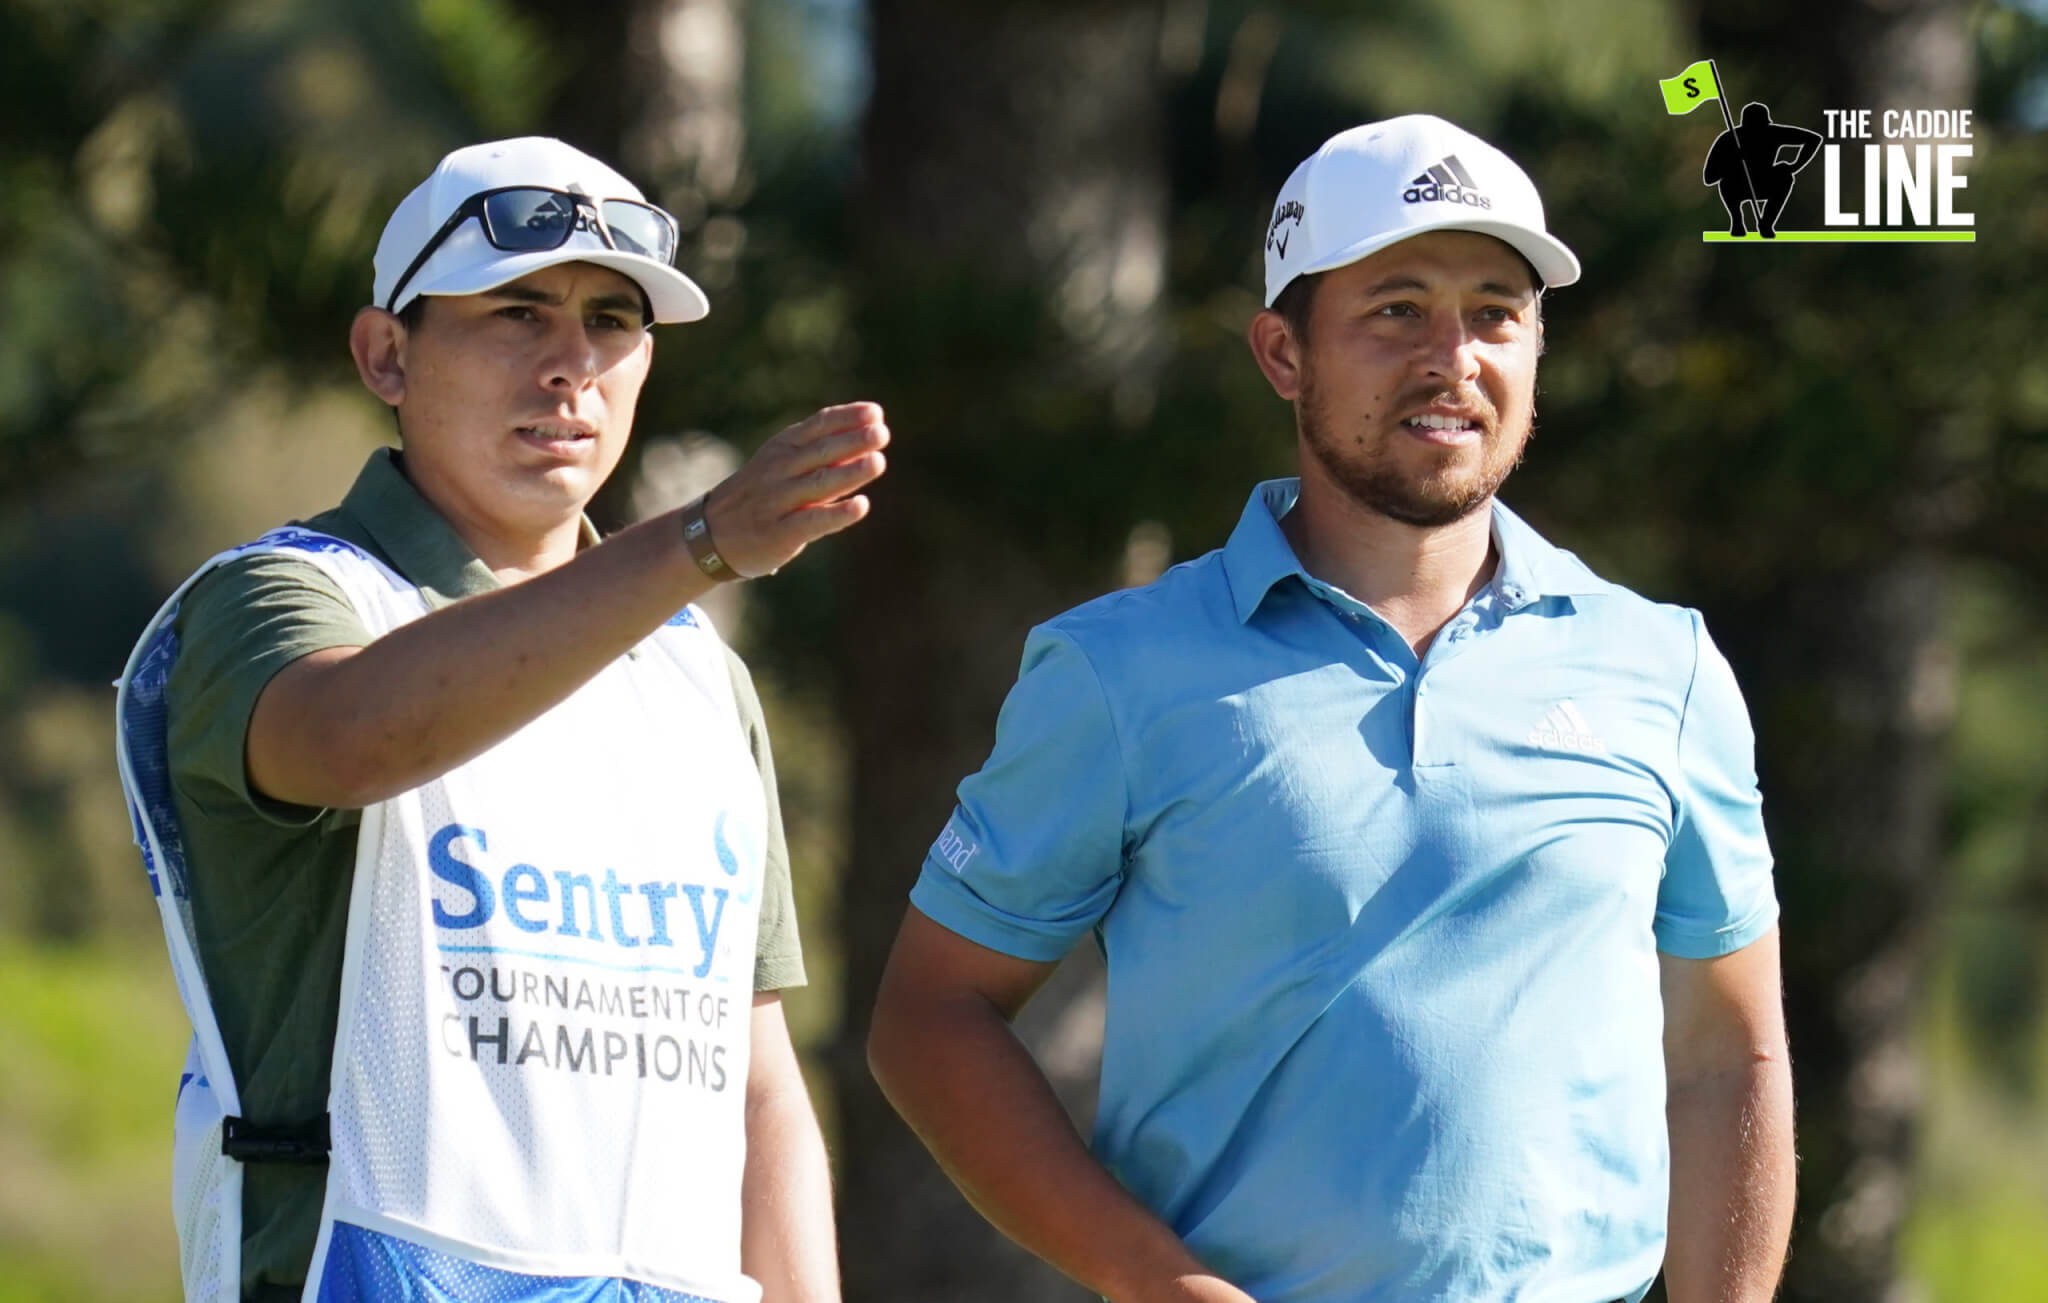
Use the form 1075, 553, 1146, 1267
117, 528, 768, 1303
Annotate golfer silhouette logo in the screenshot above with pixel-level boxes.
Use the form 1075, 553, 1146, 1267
1660, 60, 1827, 241
1702, 102, 1823, 238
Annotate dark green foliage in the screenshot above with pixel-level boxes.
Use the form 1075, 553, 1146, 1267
2, 0, 2046, 1298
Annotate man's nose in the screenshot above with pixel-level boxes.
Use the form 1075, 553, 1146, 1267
539, 319, 603, 391
1417, 313, 1482, 386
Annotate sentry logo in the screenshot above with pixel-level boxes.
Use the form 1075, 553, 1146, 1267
427, 823, 736, 978
934, 818, 981, 875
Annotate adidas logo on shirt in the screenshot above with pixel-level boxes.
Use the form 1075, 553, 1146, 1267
1403, 154, 1493, 209
1527, 699, 1606, 754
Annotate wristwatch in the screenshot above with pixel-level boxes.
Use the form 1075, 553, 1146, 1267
680, 495, 740, 582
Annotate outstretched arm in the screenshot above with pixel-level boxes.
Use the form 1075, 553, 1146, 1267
245, 404, 888, 809
1660, 927, 1796, 1303
868, 909, 1254, 1303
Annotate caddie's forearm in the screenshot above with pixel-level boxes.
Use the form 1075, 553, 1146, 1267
249, 506, 712, 809
1662, 1057, 1796, 1303
867, 988, 1222, 1303
249, 403, 884, 811
743, 996, 840, 1303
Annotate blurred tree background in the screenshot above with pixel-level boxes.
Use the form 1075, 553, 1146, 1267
2, 0, 2044, 1299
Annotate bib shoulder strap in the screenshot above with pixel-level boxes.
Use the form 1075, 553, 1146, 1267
647, 603, 744, 727
111, 526, 421, 1124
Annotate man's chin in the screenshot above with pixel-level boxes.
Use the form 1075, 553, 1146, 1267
1363, 490, 1495, 529
1301, 419, 1522, 530
492, 462, 606, 515
1329, 463, 1505, 528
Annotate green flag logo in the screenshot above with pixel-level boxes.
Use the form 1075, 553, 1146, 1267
1656, 57, 1975, 243
1660, 59, 1721, 115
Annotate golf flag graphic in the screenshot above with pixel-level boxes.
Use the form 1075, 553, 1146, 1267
1660, 60, 1721, 114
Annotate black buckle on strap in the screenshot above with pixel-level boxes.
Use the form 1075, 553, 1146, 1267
221, 1114, 331, 1164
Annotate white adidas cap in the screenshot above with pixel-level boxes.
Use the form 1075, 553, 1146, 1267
373, 137, 710, 324
1263, 114, 1580, 306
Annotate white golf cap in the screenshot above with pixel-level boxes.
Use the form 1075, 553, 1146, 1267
373, 136, 710, 324
1263, 114, 1580, 306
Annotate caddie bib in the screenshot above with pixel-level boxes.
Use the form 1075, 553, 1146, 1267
116, 528, 768, 1303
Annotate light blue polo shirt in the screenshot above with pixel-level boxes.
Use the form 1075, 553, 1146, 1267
912, 479, 1777, 1303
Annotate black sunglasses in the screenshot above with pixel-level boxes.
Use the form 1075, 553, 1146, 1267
384, 186, 680, 313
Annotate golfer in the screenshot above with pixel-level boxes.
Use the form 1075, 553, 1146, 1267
117, 137, 882, 1302
869, 115, 1794, 1303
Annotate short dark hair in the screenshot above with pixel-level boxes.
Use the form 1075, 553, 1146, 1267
388, 298, 427, 441
1271, 272, 1322, 344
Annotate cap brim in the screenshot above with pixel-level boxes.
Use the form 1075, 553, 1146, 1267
408, 248, 711, 323
1277, 217, 1580, 302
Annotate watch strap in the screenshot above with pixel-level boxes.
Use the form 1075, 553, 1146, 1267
680, 495, 740, 583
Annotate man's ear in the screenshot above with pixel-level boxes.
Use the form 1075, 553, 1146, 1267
349, 306, 409, 408
1246, 308, 1306, 401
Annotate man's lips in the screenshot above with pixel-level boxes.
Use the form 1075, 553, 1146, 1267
513, 421, 597, 450
1399, 410, 1486, 445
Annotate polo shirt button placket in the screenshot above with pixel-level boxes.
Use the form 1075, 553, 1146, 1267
1410, 672, 1428, 760
1421, 613, 1476, 677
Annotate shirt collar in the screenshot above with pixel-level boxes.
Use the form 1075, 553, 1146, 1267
1221, 479, 1314, 624
334, 448, 601, 609
1486, 498, 1610, 606
1221, 478, 1609, 624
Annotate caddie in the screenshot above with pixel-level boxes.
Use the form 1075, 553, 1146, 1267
116, 137, 884, 1302
869, 115, 1795, 1302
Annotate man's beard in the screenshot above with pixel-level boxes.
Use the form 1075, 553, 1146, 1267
1296, 366, 1531, 528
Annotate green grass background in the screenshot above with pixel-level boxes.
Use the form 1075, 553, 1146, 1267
3, 935, 2046, 1301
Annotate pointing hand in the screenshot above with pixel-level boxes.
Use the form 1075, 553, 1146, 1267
694, 402, 890, 579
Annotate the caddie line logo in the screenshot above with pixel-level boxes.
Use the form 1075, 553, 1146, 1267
1658, 58, 1975, 243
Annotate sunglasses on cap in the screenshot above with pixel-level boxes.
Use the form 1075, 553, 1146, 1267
384, 186, 681, 313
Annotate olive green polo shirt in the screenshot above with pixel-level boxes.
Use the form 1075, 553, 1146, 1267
163, 448, 805, 1300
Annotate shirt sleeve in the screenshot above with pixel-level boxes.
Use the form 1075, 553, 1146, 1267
1655, 610, 1779, 958
723, 646, 805, 992
166, 554, 372, 828
910, 626, 1128, 962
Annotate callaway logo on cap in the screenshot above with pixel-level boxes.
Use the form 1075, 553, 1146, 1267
1263, 114, 1580, 307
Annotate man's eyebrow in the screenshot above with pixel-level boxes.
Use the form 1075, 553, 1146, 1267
586, 292, 647, 317
1363, 275, 1430, 297
1361, 275, 1535, 299
482, 286, 562, 306
1477, 279, 1537, 300
482, 285, 647, 319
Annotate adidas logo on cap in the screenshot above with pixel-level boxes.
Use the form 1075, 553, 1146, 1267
1403, 154, 1492, 209
1261, 115, 1582, 308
